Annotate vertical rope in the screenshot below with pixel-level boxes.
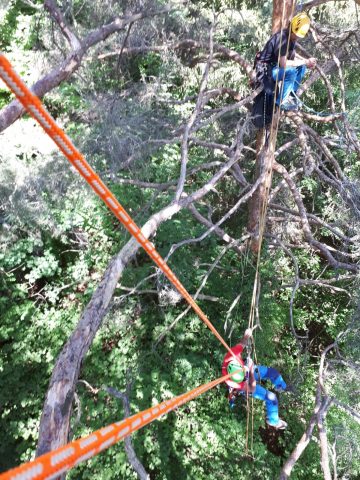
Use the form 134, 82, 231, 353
245, 0, 298, 454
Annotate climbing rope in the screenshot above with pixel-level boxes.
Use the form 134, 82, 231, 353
0, 371, 239, 480
0, 54, 238, 361
245, 0, 298, 453
292, 91, 344, 118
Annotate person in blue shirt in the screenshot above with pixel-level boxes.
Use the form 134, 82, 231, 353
222, 328, 288, 429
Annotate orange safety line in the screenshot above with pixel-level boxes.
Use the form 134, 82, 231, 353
0, 372, 234, 480
0, 54, 234, 357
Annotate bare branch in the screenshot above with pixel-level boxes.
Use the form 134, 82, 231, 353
287, 112, 316, 175
116, 285, 219, 302
302, 0, 342, 11
269, 203, 356, 244
175, 23, 215, 202
187, 203, 247, 255
298, 33, 354, 96
267, 235, 307, 343
272, 161, 358, 272
106, 381, 149, 480
0, 2, 187, 132
98, 39, 253, 77
44, 0, 81, 50
154, 243, 233, 346
280, 385, 323, 480
317, 396, 333, 480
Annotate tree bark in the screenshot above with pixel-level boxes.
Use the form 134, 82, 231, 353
247, 0, 295, 252
272, 0, 296, 34
318, 398, 332, 480
35, 136, 246, 455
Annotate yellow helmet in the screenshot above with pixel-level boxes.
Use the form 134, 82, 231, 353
291, 12, 311, 38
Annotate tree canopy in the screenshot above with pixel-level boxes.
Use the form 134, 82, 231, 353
0, 1, 359, 479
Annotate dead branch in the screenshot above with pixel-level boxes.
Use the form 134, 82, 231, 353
331, 399, 360, 423
98, 39, 253, 77
0, 2, 187, 132
116, 285, 219, 303
168, 179, 263, 261
274, 138, 300, 158
272, 161, 358, 272
293, 111, 344, 123
175, 23, 214, 202
317, 396, 333, 480
303, 0, 343, 9
269, 167, 303, 202
269, 203, 356, 244
267, 235, 307, 343
106, 381, 149, 480
154, 243, 233, 346
44, 0, 81, 50
280, 385, 323, 480
36, 201, 182, 456
187, 203, 247, 255
298, 33, 354, 96
36, 117, 250, 455
287, 112, 316, 175
192, 89, 261, 134
224, 292, 242, 339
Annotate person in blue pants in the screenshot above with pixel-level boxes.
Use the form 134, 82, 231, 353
272, 64, 307, 108
222, 329, 288, 429
257, 12, 317, 111
250, 365, 287, 428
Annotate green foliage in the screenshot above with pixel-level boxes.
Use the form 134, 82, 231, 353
0, 0, 40, 50
1, 0, 359, 478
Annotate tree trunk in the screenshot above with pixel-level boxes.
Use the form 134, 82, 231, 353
272, 0, 295, 34
247, 0, 295, 252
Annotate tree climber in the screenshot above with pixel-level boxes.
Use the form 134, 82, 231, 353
222, 328, 288, 430
256, 12, 317, 112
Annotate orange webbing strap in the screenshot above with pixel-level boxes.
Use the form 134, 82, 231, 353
0, 54, 234, 357
0, 372, 234, 480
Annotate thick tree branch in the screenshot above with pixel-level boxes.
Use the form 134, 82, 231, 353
36, 201, 182, 456
44, 0, 81, 50
0, 2, 187, 132
280, 385, 323, 480
36, 120, 248, 454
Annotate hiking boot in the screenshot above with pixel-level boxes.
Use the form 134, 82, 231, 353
290, 91, 303, 109
280, 96, 299, 111
267, 419, 288, 430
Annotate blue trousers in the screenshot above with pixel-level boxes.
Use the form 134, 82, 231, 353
243, 366, 287, 426
272, 65, 306, 105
